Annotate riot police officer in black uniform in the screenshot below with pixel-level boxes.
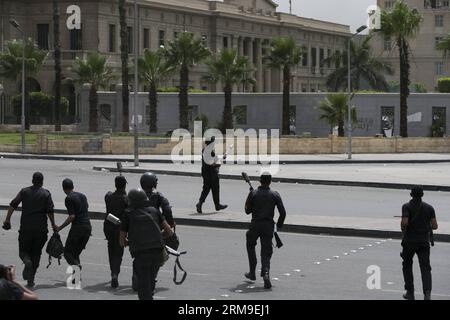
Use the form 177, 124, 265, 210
2, 172, 57, 288
196, 136, 228, 213
244, 173, 286, 289
120, 189, 173, 300
401, 186, 439, 300
104, 175, 128, 288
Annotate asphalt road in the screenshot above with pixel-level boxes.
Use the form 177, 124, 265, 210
1, 214, 450, 300
0, 158, 449, 223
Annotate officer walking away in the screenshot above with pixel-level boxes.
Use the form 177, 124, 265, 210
244, 173, 286, 289
2, 172, 56, 287
56, 179, 92, 270
120, 189, 174, 300
196, 136, 228, 213
104, 176, 128, 288
401, 186, 438, 300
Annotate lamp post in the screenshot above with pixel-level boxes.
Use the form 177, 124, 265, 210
9, 19, 26, 154
347, 25, 367, 160
133, 0, 139, 167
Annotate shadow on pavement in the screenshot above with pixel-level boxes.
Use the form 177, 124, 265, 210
33, 281, 67, 290
227, 281, 271, 294
189, 212, 219, 216
82, 281, 169, 297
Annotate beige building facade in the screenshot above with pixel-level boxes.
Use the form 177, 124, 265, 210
372, 0, 450, 91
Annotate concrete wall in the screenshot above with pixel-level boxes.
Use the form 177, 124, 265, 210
86, 90, 450, 137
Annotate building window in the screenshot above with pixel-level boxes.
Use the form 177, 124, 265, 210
223, 36, 228, 49
385, 1, 394, 9
436, 62, 444, 75
108, 24, 116, 52
432, 107, 446, 137
327, 49, 331, 68
384, 40, 392, 51
435, 15, 444, 27
302, 46, 308, 67
233, 105, 247, 125
70, 27, 83, 50
127, 27, 133, 53
143, 28, 150, 49
159, 30, 165, 47
174, 31, 179, 39
37, 24, 49, 50
311, 47, 317, 74
319, 48, 325, 74
335, 50, 341, 68
381, 106, 395, 137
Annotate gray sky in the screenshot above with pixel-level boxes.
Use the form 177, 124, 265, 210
276, 0, 377, 33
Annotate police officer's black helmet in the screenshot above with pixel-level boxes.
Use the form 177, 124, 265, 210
128, 188, 148, 208
140, 172, 158, 190
115, 176, 127, 190
32, 172, 44, 186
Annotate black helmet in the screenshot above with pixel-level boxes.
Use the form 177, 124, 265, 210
140, 172, 158, 190
128, 188, 148, 208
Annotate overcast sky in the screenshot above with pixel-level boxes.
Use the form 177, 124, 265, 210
276, 0, 377, 33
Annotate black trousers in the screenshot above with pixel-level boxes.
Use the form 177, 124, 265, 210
199, 172, 220, 206
133, 249, 162, 300
246, 221, 274, 276
401, 241, 432, 293
64, 225, 91, 266
104, 222, 124, 276
18, 229, 48, 279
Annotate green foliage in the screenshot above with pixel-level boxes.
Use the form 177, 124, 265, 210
437, 78, 450, 93
164, 32, 211, 69
436, 35, 450, 59
72, 52, 116, 89
430, 119, 446, 137
317, 93, 357, 137
265, 37, 303, 70
11, 92, 69, 123
388, 80, 428, 93
138, 49, 175, 88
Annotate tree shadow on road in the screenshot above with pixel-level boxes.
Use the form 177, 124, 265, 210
226, 281, 271, 294
82, 281, 169, 297
189, 212, 219, 216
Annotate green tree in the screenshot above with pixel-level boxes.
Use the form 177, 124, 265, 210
0, 39, 48, 130
72, 53, 116, 132
205, 49, 255, 131
324, 35, 393, 92
53, 0, 62, 131
317, 93, 357, 137
380, 0, 422, 137
437, 35, 450, 59
119, 0, 130, 132
265, 37, 303, 135
138, 49, 175, 133
164, 32, 210, 130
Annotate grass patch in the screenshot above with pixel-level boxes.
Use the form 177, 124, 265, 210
0, 133, 37, 145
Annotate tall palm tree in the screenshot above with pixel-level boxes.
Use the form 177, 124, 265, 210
0, 39, 47, 130
138, 49, 175, 133
317, 93, 357, 137
380, 0, 422, 137
437, 35, 450, 59
265, 37, 303, 135
119, 0, 129, 132
164, 32, 210, 130
324, 35, 393, 92
205, 49, 255, 131
72, 52, 116, 132
53, 0, 62, 131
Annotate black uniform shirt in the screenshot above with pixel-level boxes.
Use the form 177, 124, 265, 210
105, 190, 128, 222
402, 200, 436, 243
9, 185, 54, 231
146, 191, 174, 226
245, 186, 286, 227
65, 191, 91, 227
0, 279, 23, 300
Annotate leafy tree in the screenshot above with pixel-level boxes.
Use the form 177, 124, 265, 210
317, 93, 357, 137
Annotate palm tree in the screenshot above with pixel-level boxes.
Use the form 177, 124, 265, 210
72, 52, 116, 132
437, 35, 450, 59
324, 35, 393, 92
317, 93, 357, 137
119, 0, 129, 132
380, 0, 422, 137
53, 0, 62, 131
164, 32, 210, 130
205, 49, 255, 130
0, 39, 47, 130
138, 49, 175, 133
265, 37, 303, 135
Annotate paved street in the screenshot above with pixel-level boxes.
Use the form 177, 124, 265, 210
0, 158, 449, 233
1, 214, 450, 300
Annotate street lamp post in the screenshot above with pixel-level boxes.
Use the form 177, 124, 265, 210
133, 0, 139, 167
347, 25, 367, 160
10, 19, 26, 154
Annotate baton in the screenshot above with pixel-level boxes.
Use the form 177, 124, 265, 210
241, 172, 254, 191
117, 162, 123, 176
274, 225, 283, 249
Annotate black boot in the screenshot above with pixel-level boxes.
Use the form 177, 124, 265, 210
196, 202, 202, 214
424, 291, 431, 300
263, 272, 272, 289
245, 272, 256, 281
111, 274, 119, 289
403, 290, 415, 300
22, 259, 33, 282
215, 204, 228, 211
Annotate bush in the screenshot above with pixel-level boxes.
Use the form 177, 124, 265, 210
388, 81, 428, 93
12, 92, 69, 124
437, 78, 450, 93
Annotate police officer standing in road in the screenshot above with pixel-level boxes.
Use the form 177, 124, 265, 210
104, 175, 128, 288
120, 189, 174, 300
196, 136, 228, 213
244, 173, 286, 289
401, 186, 438, 300
2, 172, 57, 287
56, 179, 92, 270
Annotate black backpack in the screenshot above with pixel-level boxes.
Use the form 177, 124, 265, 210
46, 233, 64, 268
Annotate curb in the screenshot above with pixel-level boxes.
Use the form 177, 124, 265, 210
93, 166, 450, 192
2, 205, 449, 243
3, 153, 450, 164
